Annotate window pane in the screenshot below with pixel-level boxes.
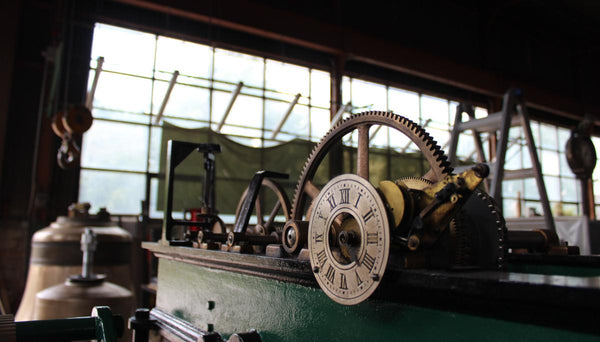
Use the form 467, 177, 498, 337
420, 95, 449, 126
541, 150, 560, 176
311, 69, 330, 108
503, 179, 523, 199
559, 152, 575, 177
79, 170, 145, 214
281, 104, 309, 140
503, 199, 518, 218
91, 24, 156, 77
342, 76, 351, 107
370, 126, 388, 148
388, 88, 419, 122
81, 120, 148, 172
310, 107, 330, 141
474, 106, 488, 119
539, 123, 557, 150
389, 129, 412, 151
557, 127, 570, 152
92, 108, 149, 124
214, 49, 263, 88
530, 121, 540, 148
155, 36, 212, 79
264, 99, 287, 132
524, 178, 540, 200
148, 126, 162, 173
266, 59, 309, 97
92, 73, 152, 114
228, 94, 263, 130
544, 176, 561, 202
350, 79, 387, 111
456, 133, 476, 160
211, 91, 262, 132
505, 144, 522, 170
152, 81, 210, 123
560, 177, 578, 203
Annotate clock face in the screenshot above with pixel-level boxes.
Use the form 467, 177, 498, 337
308, 174, 390, 305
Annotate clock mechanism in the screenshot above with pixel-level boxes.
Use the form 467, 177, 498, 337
290, 112, 503, 305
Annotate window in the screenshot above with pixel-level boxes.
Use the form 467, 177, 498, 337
80, 24, 330, 217
80, 24, 596, 219
501, 123, 582, 218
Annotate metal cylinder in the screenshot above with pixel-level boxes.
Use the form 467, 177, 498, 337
16, 204, 133, 321
33, 280, 132, 341
33, 280, 133, 320
506, 229, 559, 252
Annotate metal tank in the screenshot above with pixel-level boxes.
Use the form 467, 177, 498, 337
16, 203, 133, 321
33, 229, 133, 341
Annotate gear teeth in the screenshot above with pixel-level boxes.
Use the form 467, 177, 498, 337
291, 111, 454, 220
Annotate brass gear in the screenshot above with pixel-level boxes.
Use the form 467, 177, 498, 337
291, 112, 453, 221
396, 177, 506, 270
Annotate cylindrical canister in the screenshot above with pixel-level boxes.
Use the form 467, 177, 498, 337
16, 203, 133, 321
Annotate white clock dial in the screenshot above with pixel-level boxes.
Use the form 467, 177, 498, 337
309, 174, 390, 305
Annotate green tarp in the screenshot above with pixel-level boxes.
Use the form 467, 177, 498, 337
157, 123, 427, 216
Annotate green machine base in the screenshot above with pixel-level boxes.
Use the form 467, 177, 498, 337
144, 243, 600, 342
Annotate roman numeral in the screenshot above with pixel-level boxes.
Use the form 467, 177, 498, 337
316, 249, 327, 265
318, 211, 325, 220
367, 232, 378, 244
325, 265, 335, 283
354, 193, 362, 208
355, 269, 363, 286
363, 208, 374, 223
327, 195, 337, 210
362, 252, 376, 272
339, 188, 350, 204
315, 233, 324, 243
340, 273, 348, 290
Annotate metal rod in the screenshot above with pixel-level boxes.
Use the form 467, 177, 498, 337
217, 81, 243, 132
517, 103, 556, 232
330, 101, 352, 127
85, 56, 104, 110
304, 180, 320, 199
271, 93, 301, 139
154, 70, 179, 125
264, 201, 281, 230
357, 124, 370, 179
16, 317, 99, 341
369, 125, 382, 142
80, 228, 97, 279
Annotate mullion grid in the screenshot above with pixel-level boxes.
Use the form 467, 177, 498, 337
503, 122, 580, 217
81, 26, 326, 215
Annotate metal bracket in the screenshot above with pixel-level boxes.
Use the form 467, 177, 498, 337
233, 170, 289, 233
161, 140, 221, 244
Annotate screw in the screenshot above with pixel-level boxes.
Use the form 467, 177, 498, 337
313, 266, 320, 273
407, 235, 420, 251
286, 227, 296, 246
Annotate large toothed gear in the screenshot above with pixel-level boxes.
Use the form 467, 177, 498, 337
291, 111, 453, 222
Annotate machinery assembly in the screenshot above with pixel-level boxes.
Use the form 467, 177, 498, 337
135, 112, 600, 341
3, 3, 600, 341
